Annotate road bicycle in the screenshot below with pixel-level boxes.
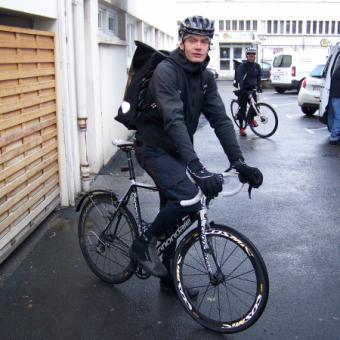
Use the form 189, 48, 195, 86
230, 90, 278, 138
77, 139, 269, 334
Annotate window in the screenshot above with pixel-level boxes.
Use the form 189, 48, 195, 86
225, 20, 230, 30
232, 20, 237, 30
219, 20, 224, 30
98, 6, 122, 39
298, 21, 303, 34
246, 20, 251, 30
279, 20, 284, 34
319, 21, 323, 34
98, 9, 104, 28
338, 21, 340, 34
127, 23, 136, 57
267, 21, 272, 34
239, 20, 244, 31
325, 21, 329, 34
331, 21, 336, 34
306, 21, 311, 34
108, 15, 116, 32
273, 55, 292, 68
292, 21, 296, 34
286, 21, 290, 34
220, 45, 230, 70
253, 20, 257, 31
273, 20, 278, 34
313, 21, 317, 34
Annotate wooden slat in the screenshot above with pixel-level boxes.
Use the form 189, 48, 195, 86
0, 54, 55, 64
0, 180, 59, 233
0, 40, 54, 50
0, 117, 56, 147
0, 68, 55, 81
0, 93, 56, 114
0, 141, 57, 182
0, 104, 56, 130
0, 154, 58, 198
0, 80, 55, 98
0, 189, 59, 252
0, 165, 58, 214
0, 130, 57, 165
0, 25, 54, 37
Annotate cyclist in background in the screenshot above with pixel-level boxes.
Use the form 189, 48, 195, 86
130, 16, 263, 293
235, 47, 262, 136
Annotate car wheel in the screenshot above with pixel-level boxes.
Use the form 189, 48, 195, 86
274, 87, 286, 94
301, 106, 317, 115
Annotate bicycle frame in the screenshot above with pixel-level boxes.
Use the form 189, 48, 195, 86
94, 141, 238, 280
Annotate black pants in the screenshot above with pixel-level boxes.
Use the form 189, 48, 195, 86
238, 91, 257, 128
134, 141, 201, 275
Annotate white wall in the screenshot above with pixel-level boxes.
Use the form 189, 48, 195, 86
97, 44, 132, 168
104, 0, 177, 37
0, 0, 57, 18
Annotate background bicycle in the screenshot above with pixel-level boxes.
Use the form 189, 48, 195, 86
77, 140, 269, 334
230, 90, 278, 138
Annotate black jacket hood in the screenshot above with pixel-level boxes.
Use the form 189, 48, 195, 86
169, 48, 210, 74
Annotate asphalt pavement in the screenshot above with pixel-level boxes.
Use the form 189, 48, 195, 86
0, 82, 339, 340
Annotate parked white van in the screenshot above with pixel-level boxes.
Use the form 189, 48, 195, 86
319, 42, 340, 130
271, 52, 328, 94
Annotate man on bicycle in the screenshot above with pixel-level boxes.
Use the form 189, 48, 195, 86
235, 47, 262, 136
130, 16, 263, 292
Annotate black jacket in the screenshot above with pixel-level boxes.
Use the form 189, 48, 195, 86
236, 62, 261, 91
138, 48, 243, 165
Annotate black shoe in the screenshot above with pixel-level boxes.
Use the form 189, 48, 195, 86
129, 236, 167, 277
160, 277, 199, 299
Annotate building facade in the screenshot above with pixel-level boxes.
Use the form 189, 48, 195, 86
0, 0, 176, 263
176, 0, 340, 78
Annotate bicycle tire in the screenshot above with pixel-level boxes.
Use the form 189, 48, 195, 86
78, 193, 137, 284
174, 223, 269, 334
230, 99, 241, 128
249, 102, 278, 138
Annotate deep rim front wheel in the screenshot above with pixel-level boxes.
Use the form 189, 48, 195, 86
174, 224, 269, 333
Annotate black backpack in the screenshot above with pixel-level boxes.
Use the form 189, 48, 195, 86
115, 41, 170, 130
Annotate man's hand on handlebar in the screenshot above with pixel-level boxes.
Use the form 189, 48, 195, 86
187, 159, 223, 199
231, 159, 263, 188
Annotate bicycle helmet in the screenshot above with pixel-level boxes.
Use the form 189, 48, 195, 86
179, 15, 215, 41
246, 46, 257, 55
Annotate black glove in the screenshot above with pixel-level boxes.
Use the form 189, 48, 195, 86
187, 159, 223, 199
232, 160, 263, 188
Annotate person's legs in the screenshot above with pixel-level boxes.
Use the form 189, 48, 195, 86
238, 93, 248, 135
131, 142, 200, 276
330, 98, 340, 144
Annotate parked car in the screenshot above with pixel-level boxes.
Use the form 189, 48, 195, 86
270, 52, 327, 93
208, 68, 219, 79
297, 64, 324, 115
260, 60, 271, 81
319, 42, 340, 131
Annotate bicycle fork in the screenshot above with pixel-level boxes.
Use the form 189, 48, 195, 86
199, 202, 224, 285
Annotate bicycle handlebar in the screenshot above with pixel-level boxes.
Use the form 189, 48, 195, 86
180, 170, 244, 207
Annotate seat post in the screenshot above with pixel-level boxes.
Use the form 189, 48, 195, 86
126, 149, 136, 181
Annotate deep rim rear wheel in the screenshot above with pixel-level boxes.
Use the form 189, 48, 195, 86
78, 194, 137, 284
174, 224, 269, 333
